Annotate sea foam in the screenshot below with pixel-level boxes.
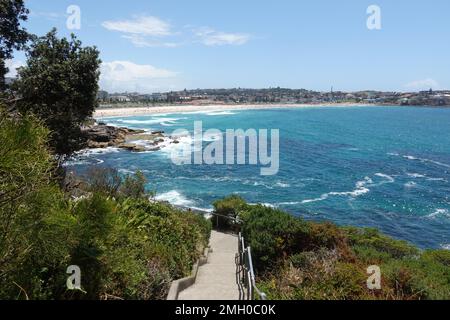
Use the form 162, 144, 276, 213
154, 190, 194, 207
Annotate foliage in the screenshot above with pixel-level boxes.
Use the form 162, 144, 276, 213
0, 109, 211, 299
0, 106, 74, 299
0, 0, 29, 89
85, 167, 122, 198
236, 199, 450, 300
14, 28, 101, 156
119, 170, 148, 199
83, 167, 150, 200
212, 194, 248, 230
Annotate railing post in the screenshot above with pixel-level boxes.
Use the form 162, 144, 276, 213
235, 229, 266, 300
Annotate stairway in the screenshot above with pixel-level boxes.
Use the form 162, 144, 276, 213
177, 230, 240, 300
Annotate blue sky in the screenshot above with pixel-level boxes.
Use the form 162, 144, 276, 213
6, 0, 450, 93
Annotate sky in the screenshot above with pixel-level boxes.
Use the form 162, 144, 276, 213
6, 0, 450, 93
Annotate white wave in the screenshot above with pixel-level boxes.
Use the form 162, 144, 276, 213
405, 172, 447, 182
373, 173, 395, 184
302, 194, 329, 204
427, 208, 450, 219
158, 135, 196, 156
118, 117, 185, 125
190, 206, 214, 213
427, 177, 447, 182
206, 111, 237, 116
160, 122, 175, 126
75, 147, 121, 156
328, 187, 370, 197
441, 244, 450, 250
249, 180, 276, 189
63, 159, 89, 166
154, 190, 194, 207
118, 168, 135, 175
387, 152, 400, 156
63, 147, 121, 166
406, 173, 426, 178
404, 181, 417, 188
249, 202, 275, 208
403, 155, 450, 168
301, 176, 375, 204
275, 182, 290, 188
277, 201, 300, 206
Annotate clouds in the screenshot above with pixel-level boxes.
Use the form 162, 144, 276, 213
404, 78, 440, 91
100, 60, 179, 93
102, 15, 251, 48
194, 27, 250, 46
5, 59, 25, 78
121, 34, 181, 48
102, 16, 172, 37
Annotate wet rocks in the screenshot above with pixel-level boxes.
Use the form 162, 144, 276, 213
82, 122, 168, 152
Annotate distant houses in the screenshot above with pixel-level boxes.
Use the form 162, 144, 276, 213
96, 88, 450, 106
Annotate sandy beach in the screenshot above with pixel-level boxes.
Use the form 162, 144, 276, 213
93, 103, 374, 118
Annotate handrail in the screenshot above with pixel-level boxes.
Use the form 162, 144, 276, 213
236, 232, 267, 300
209, 212, 243, 230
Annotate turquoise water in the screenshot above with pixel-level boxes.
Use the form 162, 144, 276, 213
69, 106, 450, 249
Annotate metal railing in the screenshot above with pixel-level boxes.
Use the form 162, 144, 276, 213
236, 232, 267, 300
210, 212, 242, 230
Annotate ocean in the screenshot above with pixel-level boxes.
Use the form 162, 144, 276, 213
68, 106, 450, 249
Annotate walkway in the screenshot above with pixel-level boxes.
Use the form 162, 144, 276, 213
178, 230, 240, 300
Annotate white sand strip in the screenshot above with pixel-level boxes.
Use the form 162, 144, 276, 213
94, 103, 374, 118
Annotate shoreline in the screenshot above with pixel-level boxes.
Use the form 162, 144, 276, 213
93, 103, 375, 118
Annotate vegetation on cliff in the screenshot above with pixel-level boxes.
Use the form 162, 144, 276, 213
0, 104, 211, 299
214, 195, 450, 300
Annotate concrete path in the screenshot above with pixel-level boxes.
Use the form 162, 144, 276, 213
178, 230, 240, 300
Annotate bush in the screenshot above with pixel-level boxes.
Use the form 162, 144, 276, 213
0, 110, 212, 299
0, 108, 75, 299
120, 170, 148, 199
224, 196, 450, 300
83, 167, 149, 200
212, 194, 248, 230
241, 205, 310, 271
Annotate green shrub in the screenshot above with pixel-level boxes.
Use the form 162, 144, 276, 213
120, 170, 148, 199
344, 227, 418, 259
241, 205, 310, 271
0, 111, 211, 300
0, 109, 76, 299
213, 194, 248, 230
222, 196, 450, 300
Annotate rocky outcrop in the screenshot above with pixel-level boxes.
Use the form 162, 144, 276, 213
117, 143, 147, 152
82, 123, 167, 152
83, 124, 144, 148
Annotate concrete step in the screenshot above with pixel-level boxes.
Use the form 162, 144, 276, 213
178, 231, 240, 300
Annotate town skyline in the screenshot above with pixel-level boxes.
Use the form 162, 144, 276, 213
97, 87, 450, 107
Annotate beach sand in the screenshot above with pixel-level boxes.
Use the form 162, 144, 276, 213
93, 103, 374, 118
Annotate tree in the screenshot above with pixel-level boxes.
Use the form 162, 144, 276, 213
0, 0, 29, 90
15, 28, 101, 158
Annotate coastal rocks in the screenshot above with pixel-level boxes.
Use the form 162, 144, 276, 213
82, 122, 168, 152
83, 124, 144, 147
117, 143, 147, 152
